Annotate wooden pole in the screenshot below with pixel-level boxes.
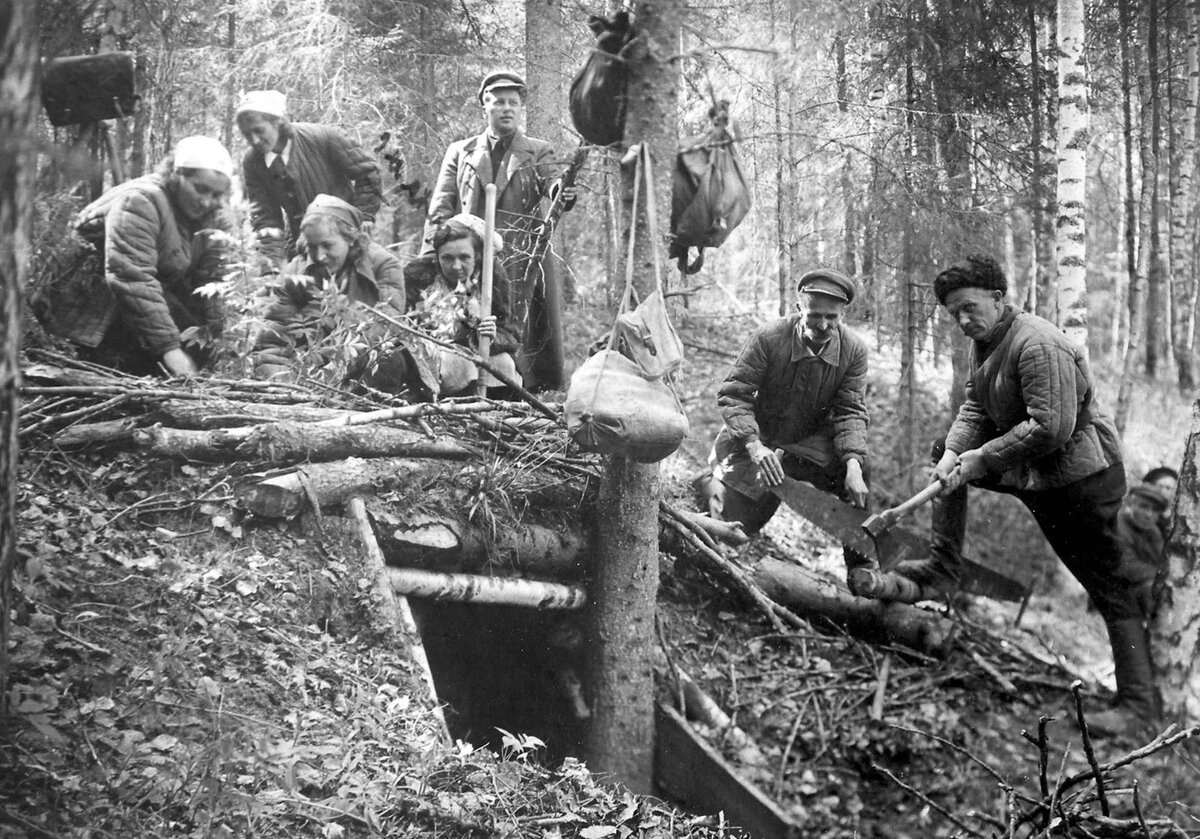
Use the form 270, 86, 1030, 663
477, 183, 497, 395
386, 567, 587, 609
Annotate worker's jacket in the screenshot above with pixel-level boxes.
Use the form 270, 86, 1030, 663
945, 306, 1122, 490
43, 173, 231, 355
242, 122, 382, 244
717, 315, 869, 465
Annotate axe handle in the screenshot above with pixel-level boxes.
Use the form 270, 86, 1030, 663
874, 479, 944, 529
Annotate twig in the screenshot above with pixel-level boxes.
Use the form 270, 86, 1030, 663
55, 626, 113, 655
1047, 742, 1072, 827
654, 613, 685, 715
776, 710, 805, 799
873, 763, 987, 839
1071, 680, 1109, 816
869, 653, 891, 720
19, 393, 132, 438
314, 398, 498, 427
1133, 780, 1151, 839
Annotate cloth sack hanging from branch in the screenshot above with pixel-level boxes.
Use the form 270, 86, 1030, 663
569, 10, 636, 147
564, 144, 689, 462
669, 101, 752, 275
565, 350, 689, 463
611, 287, 685, 380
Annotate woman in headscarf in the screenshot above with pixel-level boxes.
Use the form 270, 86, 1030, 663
372, 212, 521, 398
252, 194, 405, 380
33, 135, 236, 376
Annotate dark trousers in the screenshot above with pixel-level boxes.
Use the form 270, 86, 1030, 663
930, 440, 1138, 621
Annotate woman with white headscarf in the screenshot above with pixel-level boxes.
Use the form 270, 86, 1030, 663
33, 135, 237, 376
235, 89, 382, 264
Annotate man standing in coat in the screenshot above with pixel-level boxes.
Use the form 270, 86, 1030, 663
899, 254, 1155, 739
236, 90, 383, 265
424, 70, 575, 391
696, 269, 871, 535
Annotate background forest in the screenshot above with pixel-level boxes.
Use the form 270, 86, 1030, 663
30, 0, 1199, 488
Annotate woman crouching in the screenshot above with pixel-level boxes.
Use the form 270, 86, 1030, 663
365, 213, 522, 399
33, 136, 236, 377
252, 194, 406, 380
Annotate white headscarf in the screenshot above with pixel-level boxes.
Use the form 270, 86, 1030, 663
446, 212, 504, 254
235, 89, 287, 119
173, 136, 234, 178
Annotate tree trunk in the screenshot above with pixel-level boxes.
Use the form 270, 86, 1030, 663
898, 46, 918, 493
1145, 0, 1165, 378
1117, 1, 1156, 433
1054, 0, 1089, 352
0, 0, 38, 701
1171, 0, 1199, 392
1152, 400, 1200, 721
1120, 0, 1138, 363
584, 1, 680, 791
1028, 0, 1054, 320
387, 567, 587, 610
524, 0, 567, 151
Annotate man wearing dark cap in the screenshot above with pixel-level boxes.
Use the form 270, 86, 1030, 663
697, 269, 870, 535
898, 253, 1155, 739
424, 70, 576, 391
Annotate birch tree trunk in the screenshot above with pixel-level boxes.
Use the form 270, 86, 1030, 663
0, 0, 38, 699
1170, 0, 1199, 392
1145, 0, 1165, 378
584, 0, 680, 794
1152, 400, 1200, 721
1054, 0, 1088, 352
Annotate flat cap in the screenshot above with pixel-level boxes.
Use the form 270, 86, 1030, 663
1129, 483, 1170, 510
478, 70, 526, 103
797, 269, 855, 304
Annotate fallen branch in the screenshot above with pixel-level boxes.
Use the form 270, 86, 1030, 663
133, 422, 476, 463
675, 668, 768, 767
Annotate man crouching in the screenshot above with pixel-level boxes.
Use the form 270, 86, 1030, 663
696, 269, 870, 536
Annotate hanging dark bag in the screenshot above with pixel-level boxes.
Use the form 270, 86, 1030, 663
569, 11, 635, 147
669, 102, 752, 275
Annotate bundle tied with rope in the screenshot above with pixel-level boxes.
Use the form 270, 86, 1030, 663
564, 145, 689, 464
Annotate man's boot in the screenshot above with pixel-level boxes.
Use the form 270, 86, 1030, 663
892, 484, 967, 592
1085, 618, 1161, 740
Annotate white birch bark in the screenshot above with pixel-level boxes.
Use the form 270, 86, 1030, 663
1054, 0, 1089, 352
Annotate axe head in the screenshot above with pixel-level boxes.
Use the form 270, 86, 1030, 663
862, 520, 911, 571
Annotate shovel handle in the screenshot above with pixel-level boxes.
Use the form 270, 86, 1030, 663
476, 184, 498, 396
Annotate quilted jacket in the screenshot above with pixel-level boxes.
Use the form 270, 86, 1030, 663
242, 122, 382, 243
717, 315, 869, 464
54, 173, 231, 354
945, 306, 1123, 490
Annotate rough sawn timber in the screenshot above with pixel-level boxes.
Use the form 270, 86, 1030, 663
386, 567, 587, 609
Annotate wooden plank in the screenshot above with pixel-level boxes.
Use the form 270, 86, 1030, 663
654, 703, 799, 839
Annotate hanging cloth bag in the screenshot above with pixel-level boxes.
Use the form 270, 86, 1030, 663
565, 145, 689, 462
669, 101, 752, 275
568, 11, 636, 147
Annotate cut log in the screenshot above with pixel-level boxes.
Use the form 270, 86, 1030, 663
386, 567, 587, 609
675, 508, 749, 546
52, 417, 139, 447
751, 557, 954, 655
377, 508, 585, 578
133, 422, 475, 463
345, 497, 449, 742
235, 457, 453, 518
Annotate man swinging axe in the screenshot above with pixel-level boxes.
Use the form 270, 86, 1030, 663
870, 255, 1156, 740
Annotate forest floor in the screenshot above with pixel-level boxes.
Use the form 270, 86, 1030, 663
3, 297, 1200, 839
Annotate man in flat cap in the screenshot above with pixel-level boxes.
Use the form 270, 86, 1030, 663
236, 89, 383, 265
696, 269, 871, 535
424, 70, 576, 391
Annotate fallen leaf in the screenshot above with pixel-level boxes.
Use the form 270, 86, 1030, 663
580, 826, 617, 839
